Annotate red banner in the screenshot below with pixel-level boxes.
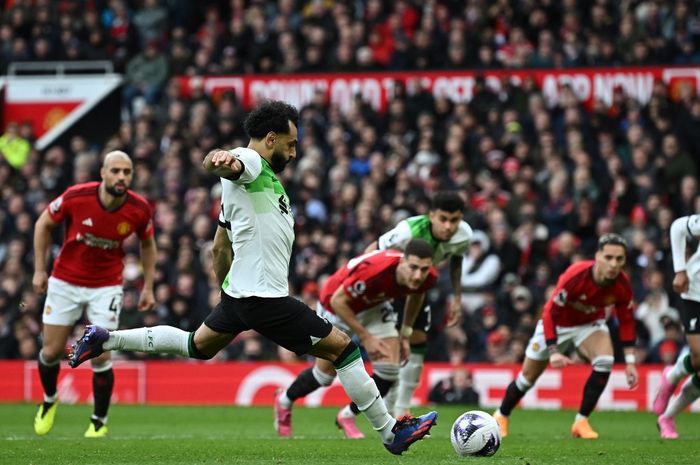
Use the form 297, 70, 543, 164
177, 66, 700, 114
1, 360, 698, 412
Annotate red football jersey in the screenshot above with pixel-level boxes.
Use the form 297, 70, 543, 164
320, 250, 438, 314
47, 182, 154, 287
542, 260, 635, 346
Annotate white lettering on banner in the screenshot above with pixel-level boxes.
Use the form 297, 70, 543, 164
57, 373, 80, 404
6, 76, 122, 102
521, 371, 561, 410
432, 76, 475, 102
329, 78, 383, 112
235, 366, 296, 405
472, 369, 513, 408
202, 77, 245, 100
593, 73, 655, 106
597, 371, 638, 411
249, 79, 329, 110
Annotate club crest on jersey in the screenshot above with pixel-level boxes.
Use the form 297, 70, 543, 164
43, 305, 52, 316
49, 197, 63, 214
347, 281, 366, 298
553, 289, 568, 306
117, 222, 131, 235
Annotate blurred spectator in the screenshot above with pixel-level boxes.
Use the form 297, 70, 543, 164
0, 122, 31, 170
428, 367, 479, 405
122, 39, 169, 118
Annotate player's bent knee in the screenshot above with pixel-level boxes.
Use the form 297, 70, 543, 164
591, 355, 614, 373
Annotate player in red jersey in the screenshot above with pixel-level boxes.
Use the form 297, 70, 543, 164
493, 233, 639, 439
274, 239, 437, 439
32, 151, 156, 438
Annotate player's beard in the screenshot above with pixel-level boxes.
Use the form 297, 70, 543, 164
269, 150, 289, 173
106, 183, 128, 197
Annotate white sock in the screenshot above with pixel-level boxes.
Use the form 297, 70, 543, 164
664, 376, 700, 418
91, 414, 107, 424
666, 353, 692, 385
383, 385, 397, 415
335, 351, 396, 443
339, 404, 356, 418
575, 413, 587, 422
278, 392, 293, 409
395, 352, 424, 416
104, 326, 190, 356
44, 393, 58, 403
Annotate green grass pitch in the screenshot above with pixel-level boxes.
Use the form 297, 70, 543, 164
1, 404, 697, 464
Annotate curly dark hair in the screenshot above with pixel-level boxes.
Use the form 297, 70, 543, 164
243, 100, 299, 139
431, 191, 465, 213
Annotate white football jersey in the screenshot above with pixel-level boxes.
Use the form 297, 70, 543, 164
218, 147, 294, 298
377, 215, 473, 264
670, 214, 700, 302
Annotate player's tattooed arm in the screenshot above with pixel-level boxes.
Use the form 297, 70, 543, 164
203, 149, 244, 180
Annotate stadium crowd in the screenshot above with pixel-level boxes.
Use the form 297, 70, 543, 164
2, 1, 700, 369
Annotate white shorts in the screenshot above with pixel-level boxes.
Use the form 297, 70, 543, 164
316, 301, 398, 339
43, 277, 123, 330
525, 319, 609, 361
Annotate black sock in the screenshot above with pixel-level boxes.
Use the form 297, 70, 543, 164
38, 357, 60, 399
349, 373, 394, 415
286, 368, 321, 402
579, 370, 610, 417
499, 381, 526, 416
93, 369, 114, 419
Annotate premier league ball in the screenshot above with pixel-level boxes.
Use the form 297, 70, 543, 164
450, 410, 501, 457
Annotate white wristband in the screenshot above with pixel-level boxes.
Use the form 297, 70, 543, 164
625, 353, 636, 365
400, 325, 413, 338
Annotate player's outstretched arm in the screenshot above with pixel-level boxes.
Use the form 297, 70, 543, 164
203, 149, 244, 180
212, 226, 232, 286
32, 210, 57, 294
138, 236, 156, 311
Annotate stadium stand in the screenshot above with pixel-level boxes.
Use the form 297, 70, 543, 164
1, 0, 700, 366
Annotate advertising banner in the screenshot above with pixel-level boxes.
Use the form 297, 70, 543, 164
3, 75, 122, 149
2, 360, 697, 412
178, 66, 700, 114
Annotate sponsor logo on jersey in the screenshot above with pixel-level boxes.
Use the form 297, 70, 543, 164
76, 232, 120, 250
347, 280, 366, 298
82, 217, 93, 227
117, 222, 131, 235
49, 197, 63, 214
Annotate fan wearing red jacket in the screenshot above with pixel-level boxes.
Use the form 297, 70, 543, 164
494, 233, 638, 440
275, 240, 437, 439
32, 151, 156, 438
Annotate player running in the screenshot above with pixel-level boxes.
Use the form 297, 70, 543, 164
68, 101, 436, 455
493, 233, 639, 439
275, 240, 437, 439
33, 151, 156, 437
653, 214, 700, 439
364, 191, 472, 416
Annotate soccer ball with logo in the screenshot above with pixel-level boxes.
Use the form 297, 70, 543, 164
450, 410, 501, 457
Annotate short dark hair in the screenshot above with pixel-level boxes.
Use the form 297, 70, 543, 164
244, 100, 299, 139
404, 239, 434, 260
431, 191, 465, 213
597, 233, 628, 253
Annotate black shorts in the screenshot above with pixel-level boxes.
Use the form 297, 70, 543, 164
393, 297, 432, 333
680, 298, 700, 335
205, 292, 333, 355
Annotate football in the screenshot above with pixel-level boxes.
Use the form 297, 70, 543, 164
450, 410, 501, 457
